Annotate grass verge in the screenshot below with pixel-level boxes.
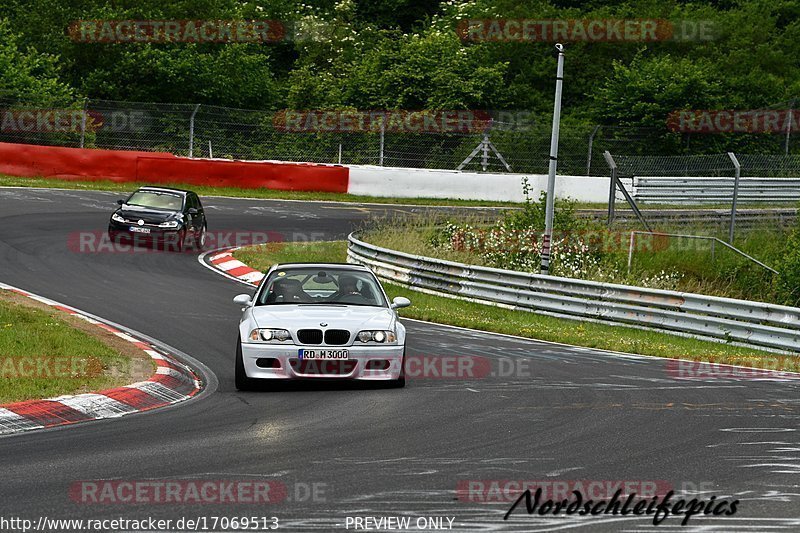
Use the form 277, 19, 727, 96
3, 174, 794, 211
233, 240, 797, 370
0, 174, 519, 207
0, 290, 154, 404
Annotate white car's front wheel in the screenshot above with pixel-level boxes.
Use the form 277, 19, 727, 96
235, 337, 257, 391
387, 350, 406, 388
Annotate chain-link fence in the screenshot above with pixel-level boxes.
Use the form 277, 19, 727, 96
3, 97, 800, 175
610, 153, 737, 177
604, 151, 800, 244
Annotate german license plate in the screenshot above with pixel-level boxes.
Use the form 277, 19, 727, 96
298, 349, 349, 360
129, 226, 151, 234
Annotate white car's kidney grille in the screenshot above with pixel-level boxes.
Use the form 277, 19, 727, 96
296, 329, 350, 345
324, 329, 350, 345
297, 329, 323, 344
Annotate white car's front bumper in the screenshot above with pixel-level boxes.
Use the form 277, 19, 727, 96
241, 342, 404, 380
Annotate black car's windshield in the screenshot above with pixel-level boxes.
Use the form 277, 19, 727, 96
126, 191, 184, 211
256, 267, 387, 307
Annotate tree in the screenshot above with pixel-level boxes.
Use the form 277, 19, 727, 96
592, 52, 725, 128
0, 18, 75, 105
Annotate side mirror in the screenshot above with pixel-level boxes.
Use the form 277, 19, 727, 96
116, 199, 124, 205
233, 294, 252, 306
188, 208, 199, 215
391, 296, 411, 309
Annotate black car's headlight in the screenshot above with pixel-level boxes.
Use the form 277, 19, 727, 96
248, 328, 291, 343
111, 213, 126, 223
158, 219, 181, 228
357, 330, 397, 344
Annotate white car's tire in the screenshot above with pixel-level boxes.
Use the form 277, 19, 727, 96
235, 337, 257, 391
387, 350, 406, 388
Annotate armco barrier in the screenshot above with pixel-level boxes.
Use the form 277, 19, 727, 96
633, 176, 800, 204
0, 142, 349, 192
347, 234, 800, 353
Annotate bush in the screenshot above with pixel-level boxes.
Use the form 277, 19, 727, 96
775, 219, 800, 306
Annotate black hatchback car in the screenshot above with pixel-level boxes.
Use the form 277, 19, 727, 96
108, 186, 207, 251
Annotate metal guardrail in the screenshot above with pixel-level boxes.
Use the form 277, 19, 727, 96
633, 177, 800, 204
347, 233, 800, 353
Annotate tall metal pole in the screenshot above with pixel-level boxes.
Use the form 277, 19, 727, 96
785, 102, 794, 155
540, 43, 565, 275
79, 98, 88, 148
728, 152, 741, 244
188, 104, 200, 157
379, 119, 385, 166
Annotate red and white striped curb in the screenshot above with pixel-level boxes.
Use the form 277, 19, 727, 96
206, 248, 264, 285
0, 283, 202, 436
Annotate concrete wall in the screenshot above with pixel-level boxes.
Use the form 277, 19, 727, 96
347, 165, 610, 203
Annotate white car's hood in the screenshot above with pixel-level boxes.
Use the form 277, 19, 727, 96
251, 304, 395, 331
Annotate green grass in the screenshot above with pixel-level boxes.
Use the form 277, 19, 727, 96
0, 174, 520, 207
233, 240, 796, 370
0, 294, 147, 404
607, 224, 789, 301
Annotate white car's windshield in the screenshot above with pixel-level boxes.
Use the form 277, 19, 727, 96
256, 267, 387, 307
126, 191, 184, 211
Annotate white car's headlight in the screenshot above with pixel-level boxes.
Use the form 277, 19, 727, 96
249, 328, 291, 343
111, 213, 126, 223
357, 330, 397, 343
158, 219, 180, 228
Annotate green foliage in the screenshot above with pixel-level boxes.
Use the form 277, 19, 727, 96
593, 52, 725, 128
3, 0, 800, 146
0, 18, 75, 104
504, 177, 582, 231
775, 216, 800, 306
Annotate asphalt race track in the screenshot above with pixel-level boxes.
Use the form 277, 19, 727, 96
1, 187, 799, 532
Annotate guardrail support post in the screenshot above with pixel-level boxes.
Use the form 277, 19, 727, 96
603, 151, 617, 225
727, 152, 741, 244
586, 124, 600, 175
627, 231, 635, 274
188, 104, 200, 158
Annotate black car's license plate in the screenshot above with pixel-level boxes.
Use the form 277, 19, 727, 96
298, 349, 349, 360
129, 226, 151, 233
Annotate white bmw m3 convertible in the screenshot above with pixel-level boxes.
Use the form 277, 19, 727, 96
233, 263, 411, 390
